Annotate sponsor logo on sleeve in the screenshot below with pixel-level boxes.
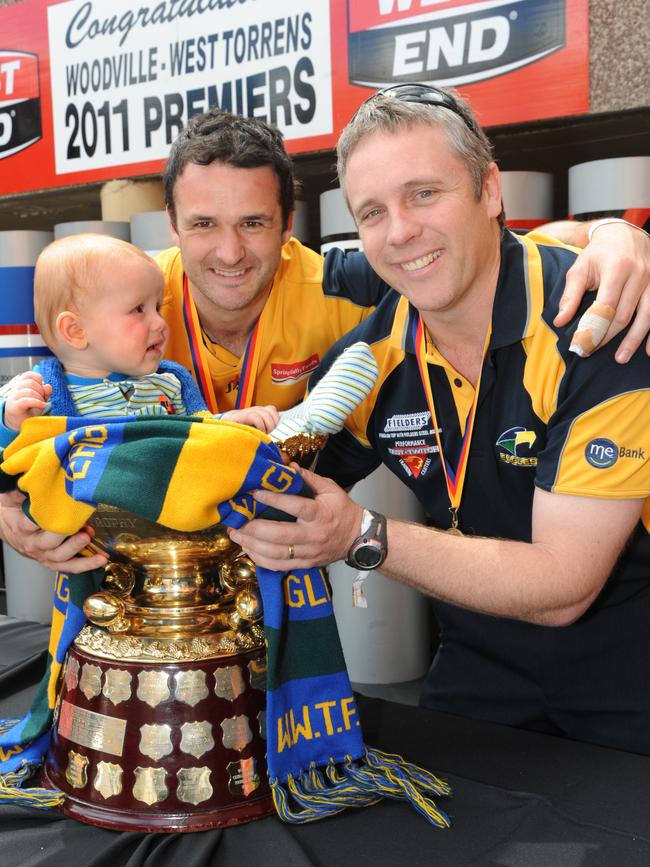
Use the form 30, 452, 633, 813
585, 438, 618, 469
0, 50, 42, 159
585, 438, 645, 469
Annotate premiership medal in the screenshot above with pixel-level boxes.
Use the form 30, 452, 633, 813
446, 508, 464, 537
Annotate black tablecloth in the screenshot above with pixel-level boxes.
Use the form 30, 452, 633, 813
1, 614, 649, 867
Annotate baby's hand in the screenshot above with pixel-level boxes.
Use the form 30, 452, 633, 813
218, 405, 280, 433
3, 371, 52, 430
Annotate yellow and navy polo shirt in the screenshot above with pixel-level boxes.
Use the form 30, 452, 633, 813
316, 230, 648, 533
315, 230, 650, 752
156, 238, 387, 412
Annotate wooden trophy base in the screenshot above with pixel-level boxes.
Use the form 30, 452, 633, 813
42, 637, 275, 832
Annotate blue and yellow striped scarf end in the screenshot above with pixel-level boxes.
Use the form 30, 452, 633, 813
0, 763, 64, 810
271, 748, 451, 827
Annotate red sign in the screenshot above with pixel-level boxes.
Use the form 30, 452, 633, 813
0, 0, 589, 196
0, 50, 41, 159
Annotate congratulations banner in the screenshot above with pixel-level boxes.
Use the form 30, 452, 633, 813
47, 0, 332, 175
0, 0, 588, 195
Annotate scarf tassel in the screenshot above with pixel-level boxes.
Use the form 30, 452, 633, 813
270, 747, 451, 827
0, 763, 64, 809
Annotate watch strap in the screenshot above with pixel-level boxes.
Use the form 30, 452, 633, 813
345, 509, 388, 570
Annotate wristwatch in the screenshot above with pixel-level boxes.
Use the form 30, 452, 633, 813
345, 509, 388, 571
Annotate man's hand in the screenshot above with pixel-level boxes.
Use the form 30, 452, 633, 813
228, 467, 363, 571
553, 221, 650, 362
0, 490, 107, 573
3, 371, 52, 430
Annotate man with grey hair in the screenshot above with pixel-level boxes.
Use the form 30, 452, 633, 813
233, 85, 650, 755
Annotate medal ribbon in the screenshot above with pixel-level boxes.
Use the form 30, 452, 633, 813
182, 275, 218, 412
181, 276, 263, 411
235, 316, 263, 409
413, 315, 490, 531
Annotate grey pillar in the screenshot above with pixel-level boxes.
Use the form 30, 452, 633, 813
500, 171, 553, 228
54, 220, 130, 241
130, 211, 174, 256
0, 230, 56, 623
569, 156, 650, 223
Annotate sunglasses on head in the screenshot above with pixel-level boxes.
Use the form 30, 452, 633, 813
357, 83, 477, 135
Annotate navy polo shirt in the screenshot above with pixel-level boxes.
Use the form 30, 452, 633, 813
316, 230, 650, 754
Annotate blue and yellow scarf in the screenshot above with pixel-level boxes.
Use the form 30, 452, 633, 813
0, 415, 450, 826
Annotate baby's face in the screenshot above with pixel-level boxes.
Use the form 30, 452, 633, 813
77, 257, 168, 378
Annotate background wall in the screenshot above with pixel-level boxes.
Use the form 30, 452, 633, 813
590, 0, 648, 113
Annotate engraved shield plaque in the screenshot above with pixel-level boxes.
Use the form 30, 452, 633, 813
102, 669, 132, 706
133, 766, 168, 805
248, 657, 267, 692
180, 721, 214, 759
65, 750, 89, 789
94, 761, 123, 799
177, 767, 213, 805
137, 671, 170, 708
174, 670, 208, 707
221, 715, 253, 752
139, 723, 173, 760
227, 757, 261, 796
64, 656, 80, 692
79, 663, 102, 700
214, 665, 245, 701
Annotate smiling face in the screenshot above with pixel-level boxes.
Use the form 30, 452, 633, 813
169, 160, 293, 323
62, 255, 169, 379
344, 123, 502, 320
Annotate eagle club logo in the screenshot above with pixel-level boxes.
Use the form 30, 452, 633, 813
347, 0, 566, 88
0, 50, 42, 159
496, 426, 537, 467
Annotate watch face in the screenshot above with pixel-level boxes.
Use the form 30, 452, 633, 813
355, 542, 384, 569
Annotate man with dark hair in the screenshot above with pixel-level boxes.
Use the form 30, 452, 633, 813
156, 108, 386, 415
163, 110, 296, 232
232, 86, 650, 755
2, 105, 649, 572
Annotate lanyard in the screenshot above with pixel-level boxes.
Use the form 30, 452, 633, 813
182, 275, 218, 412
413, 315, 489, 534
181, 276, 263, 411
234, 317, 262, 410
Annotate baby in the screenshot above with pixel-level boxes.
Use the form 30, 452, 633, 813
1, 233, 379, 456
0, 234, 278, 442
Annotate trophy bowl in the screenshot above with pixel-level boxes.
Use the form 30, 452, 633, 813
41, 505, 275, 832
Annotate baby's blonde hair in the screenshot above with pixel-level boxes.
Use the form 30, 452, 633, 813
34, 234, 160, 349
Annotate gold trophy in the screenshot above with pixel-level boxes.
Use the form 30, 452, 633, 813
41, 434, 326, 833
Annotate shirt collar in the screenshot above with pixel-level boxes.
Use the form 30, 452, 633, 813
65, 372, 130, 385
